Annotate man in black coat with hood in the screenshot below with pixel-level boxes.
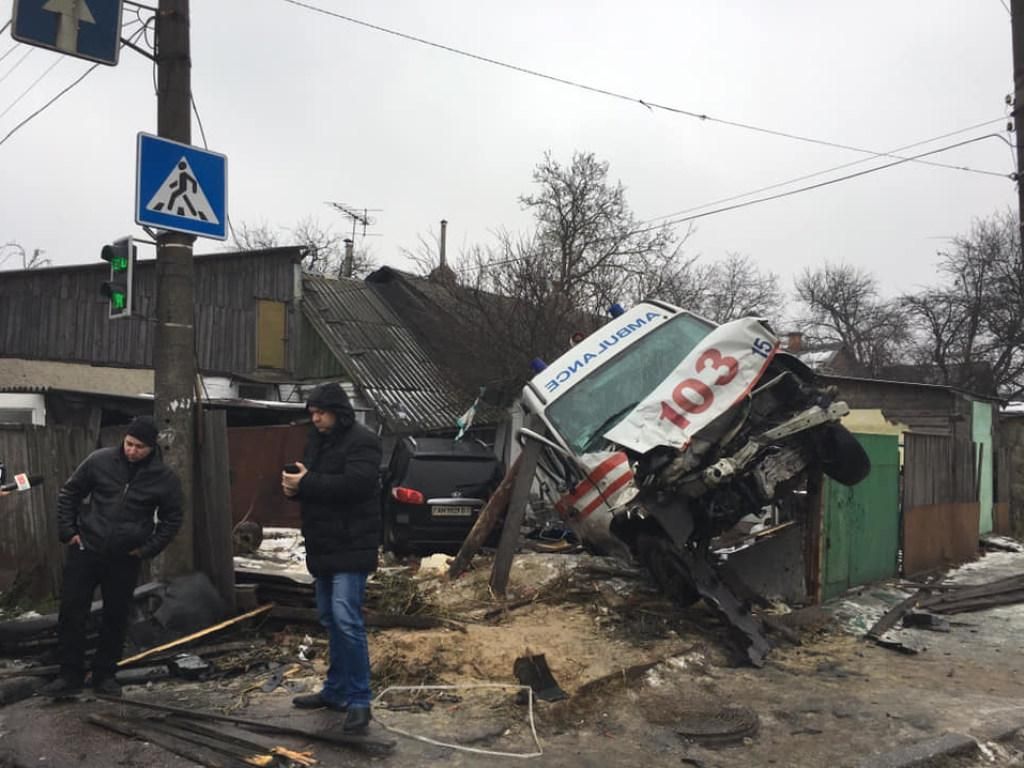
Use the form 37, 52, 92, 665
40, 415, 183, 698
282, 382, 382, 734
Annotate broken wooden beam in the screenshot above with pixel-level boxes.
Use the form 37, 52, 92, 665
490, 424, 543, 596
117, 604, 273, 667
866, 591, 924, 641
447, 452, 521, 580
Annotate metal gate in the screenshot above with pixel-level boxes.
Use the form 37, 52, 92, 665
821, 433, 900, 601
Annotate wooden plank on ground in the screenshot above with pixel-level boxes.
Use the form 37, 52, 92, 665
117, 604, 273, 667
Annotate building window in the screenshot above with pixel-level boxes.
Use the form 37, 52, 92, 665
257, 300, 286, 370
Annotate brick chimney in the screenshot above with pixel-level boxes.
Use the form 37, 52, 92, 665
786, 332, 803, 353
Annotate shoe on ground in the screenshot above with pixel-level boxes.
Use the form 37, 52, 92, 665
292, 691, 346, 711
92, 677, 122, 697
342, 706, 372, 734
37, 677, 83, 698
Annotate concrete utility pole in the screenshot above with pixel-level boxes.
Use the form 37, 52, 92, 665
153, 0, 195, 578
1012, 0, 1024, 243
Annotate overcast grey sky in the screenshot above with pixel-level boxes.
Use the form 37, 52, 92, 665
0, 1, 1015, 300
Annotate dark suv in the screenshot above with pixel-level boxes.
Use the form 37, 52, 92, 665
381, 437, 504, 556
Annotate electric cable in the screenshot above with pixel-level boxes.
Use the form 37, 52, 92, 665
0, 41, 21, 64
0, 14, 140, 119
0, 46, 33, 86
0, 25, 146, 149
0, 56, 61, 120
456, 132, 1010, 276
644, 117, 1011, 225
280, 0, 1004, 178
0, 19, 9, 36
635, 133, 1010, 233
191, 95, 208, 149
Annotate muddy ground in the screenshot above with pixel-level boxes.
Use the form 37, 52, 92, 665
2, 548, 1024, 767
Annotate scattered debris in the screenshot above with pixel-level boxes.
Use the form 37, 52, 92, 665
901, 611, 951, 633
94, 694, 397, 751
513, 653, 567, 702
118, 604, 273, 667
981, 536, 1024, 553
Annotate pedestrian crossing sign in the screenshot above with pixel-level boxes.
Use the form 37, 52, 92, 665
135, 133, 228, 240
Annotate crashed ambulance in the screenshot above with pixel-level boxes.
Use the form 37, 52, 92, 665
519, 301, 870, 664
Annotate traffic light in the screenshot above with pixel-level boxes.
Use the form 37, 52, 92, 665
100, 237, 136, 319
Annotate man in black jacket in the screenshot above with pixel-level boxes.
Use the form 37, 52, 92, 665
40, 416, 183, 698
282, 382, 381, 734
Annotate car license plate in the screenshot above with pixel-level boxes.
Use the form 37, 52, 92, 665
431, 505, 473, 518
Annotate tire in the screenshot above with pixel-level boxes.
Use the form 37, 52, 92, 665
820, 423, 871, 486
232, 521, 263, 556
382, 513, 411, 557
635, 532, 701, 608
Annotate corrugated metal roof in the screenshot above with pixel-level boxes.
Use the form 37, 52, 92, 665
0, 358, 155, 396
301, 275, 483, 433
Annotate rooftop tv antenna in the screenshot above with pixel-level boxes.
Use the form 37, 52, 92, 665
325, 201, 382, 241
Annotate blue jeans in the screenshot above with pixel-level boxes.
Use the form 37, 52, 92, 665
314, 572, 372, 708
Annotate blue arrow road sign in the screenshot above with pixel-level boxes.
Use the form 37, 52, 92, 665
12, 0, 123, 66
136, 133, 229, 241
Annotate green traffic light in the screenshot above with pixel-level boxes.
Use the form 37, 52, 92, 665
111, 256, 129, 272
111, 291, 126, 310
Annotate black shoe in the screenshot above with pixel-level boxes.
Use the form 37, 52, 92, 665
342, 706, 372, 734
37, 677, 83, 698
92, 677, 122, 697
292, 692, 346, 711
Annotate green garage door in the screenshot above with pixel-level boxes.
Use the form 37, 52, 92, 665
822, 433, 901, 601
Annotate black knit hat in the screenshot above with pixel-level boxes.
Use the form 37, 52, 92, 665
306, 382, 351, 411
126, 415, 159, 447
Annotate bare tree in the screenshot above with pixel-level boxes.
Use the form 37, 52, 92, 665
690, 252, 782, 323
407, 151, 693, 401
0, 242, 51, 270
794, 262, 908, 374
903, 209, 1024, 396
231, 217, 377, 278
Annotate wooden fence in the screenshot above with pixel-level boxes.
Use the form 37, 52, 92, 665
0, 424, 94, 600
1, 413, 235, 607
902, 433, 980, 576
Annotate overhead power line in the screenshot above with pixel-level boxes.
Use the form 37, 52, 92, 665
637, 133, 1009, 233
0, 19, 10, 36
0, 41, 22, 65
645, 117, 1011, 225
280, 0, 1004, 178
0, 56, 61, 120
0, 14, 143, 122
0, 25, 147, 149
456, 132, 1009, 277
0, 46, 33, 86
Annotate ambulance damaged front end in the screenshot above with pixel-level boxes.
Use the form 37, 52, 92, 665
520, 302, 870, 665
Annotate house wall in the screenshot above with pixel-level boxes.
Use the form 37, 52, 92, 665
826, 376, 973, 441
0, 249, 302, 377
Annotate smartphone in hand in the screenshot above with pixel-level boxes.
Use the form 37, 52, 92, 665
283, 463, 300, 474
